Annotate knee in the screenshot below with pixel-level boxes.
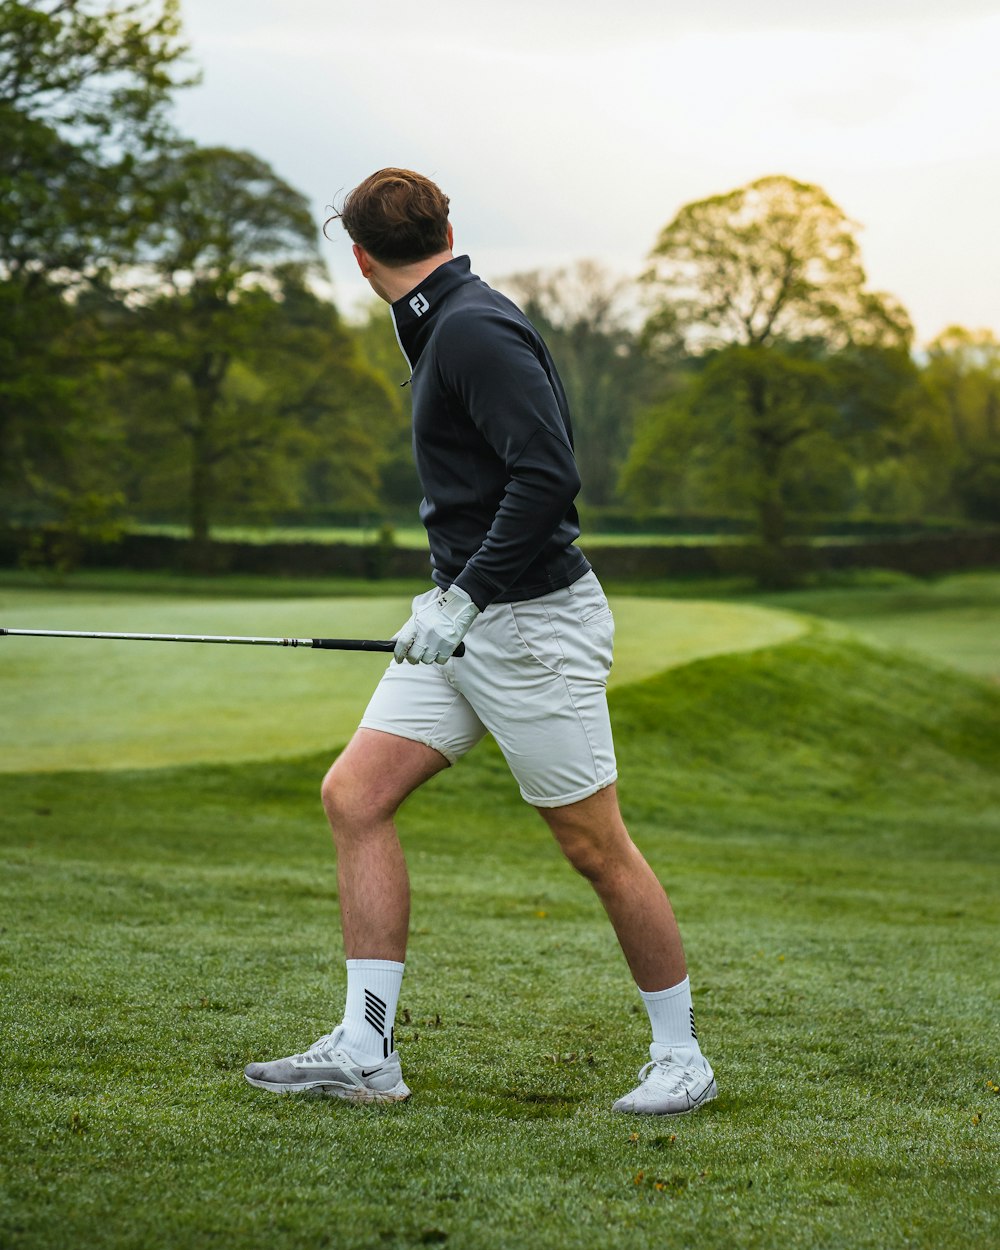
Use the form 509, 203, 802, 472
320, 765, 347, 831
557, 828, 617, 883
321, 763, 378, 843
548, 812, 637, 885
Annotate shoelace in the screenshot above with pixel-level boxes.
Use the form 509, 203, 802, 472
636, 1058, 703, 1095
297, 1030, 346, 1064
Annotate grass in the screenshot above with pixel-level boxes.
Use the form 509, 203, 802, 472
1, 621, 999, 1249
5, 566, 997, 771
0, 566, 434, 601
750, 571, 1000, 680
0, 589, 805, 771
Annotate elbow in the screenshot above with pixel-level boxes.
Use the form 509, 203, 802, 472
512, 437, 582, 508
543, 458, 580, 507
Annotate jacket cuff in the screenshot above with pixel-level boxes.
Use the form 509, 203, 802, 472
451, 568, 495, 613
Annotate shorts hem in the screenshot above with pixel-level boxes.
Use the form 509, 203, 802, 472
358, 718, 459, 765
520, 772, 618, 810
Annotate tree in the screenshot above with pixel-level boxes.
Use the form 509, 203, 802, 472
504, 261, 651, 508
642, 175, 910, 355
349, 298, 420, 513
120, 147, 403, 547
918, 327, 1000, 521
0, 0, 191, 530
0, 0, 189, 273
623, 341, 919, 542
129, 145, 322, 551
118, 282, 401, 532
629, 176, 916, 577
268, 279, 407, 522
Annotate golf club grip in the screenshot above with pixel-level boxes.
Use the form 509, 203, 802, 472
311, 638, 466, 657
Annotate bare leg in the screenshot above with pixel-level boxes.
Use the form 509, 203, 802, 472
321, 729, 449, 961
537, 783, 686, 991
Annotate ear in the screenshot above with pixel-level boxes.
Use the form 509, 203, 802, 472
446, 222, 454, 250
353, 243, 372, 277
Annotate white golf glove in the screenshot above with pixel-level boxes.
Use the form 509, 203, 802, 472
393, 585, 480, 665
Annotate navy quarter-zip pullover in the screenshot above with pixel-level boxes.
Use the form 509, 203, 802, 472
390, 256, 591, 610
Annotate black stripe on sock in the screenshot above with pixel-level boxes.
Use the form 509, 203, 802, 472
689, 1007, 698, 1040
365, 989, 387, 1035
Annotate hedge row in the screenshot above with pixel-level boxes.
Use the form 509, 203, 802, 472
583, 531, 1000, 579
575, 510, 966, 538
3, 527, 999, 582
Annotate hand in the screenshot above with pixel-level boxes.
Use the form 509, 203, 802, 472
393, 585, 480, 665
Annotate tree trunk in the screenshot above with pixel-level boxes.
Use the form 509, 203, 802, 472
756, 477, 786, 549
748, 373, 795, 588
187, 378, 218, 571
184, 340, 231, 570
189, 433, 212, 547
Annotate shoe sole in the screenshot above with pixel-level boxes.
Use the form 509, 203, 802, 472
243, 1074, 411, 1103
613, 1078, 718, 1116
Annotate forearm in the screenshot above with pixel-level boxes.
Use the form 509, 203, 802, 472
452, 447, 581, 610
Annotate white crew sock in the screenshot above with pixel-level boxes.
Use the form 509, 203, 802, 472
639, 975, 703, 1055
339, 959, 404, 1064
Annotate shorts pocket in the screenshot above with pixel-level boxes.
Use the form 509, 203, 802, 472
580, 606, 614, 678
508, 602, 566, 674
568, 572, 613, 625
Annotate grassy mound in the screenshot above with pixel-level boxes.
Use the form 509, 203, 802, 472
1, 631, 997, 1249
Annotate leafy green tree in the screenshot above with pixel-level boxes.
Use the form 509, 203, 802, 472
642, 175, 911, 355
120, 147, 402, 547
628, 176, 916, 577
504, 262, 651, 507
349, 298, 420, 514
0, 1, 190, 530
269, 279, 406, 523
918, 327, 1000, 521
118, 285, 400, 533
128, 145, 322, 551
625, 342, 918, 537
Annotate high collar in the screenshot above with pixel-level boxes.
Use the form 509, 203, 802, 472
390, 255, 477, 373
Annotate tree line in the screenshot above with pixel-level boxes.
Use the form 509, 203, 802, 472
2, 2, 998, 576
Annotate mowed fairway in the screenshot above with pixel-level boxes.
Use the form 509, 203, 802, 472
0, 590, 805, 771
753, 572, 1000, 682
1, 580, 998, 1250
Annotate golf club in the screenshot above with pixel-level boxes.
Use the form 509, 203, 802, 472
0, 627, 465, 657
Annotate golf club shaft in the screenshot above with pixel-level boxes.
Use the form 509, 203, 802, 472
0, 627, 465, 656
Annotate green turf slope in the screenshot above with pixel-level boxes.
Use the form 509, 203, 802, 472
0, 634, 997, 1250
0, 591, 805, 771
752, 571, 1000, 681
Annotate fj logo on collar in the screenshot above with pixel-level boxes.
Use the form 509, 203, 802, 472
409, 292, 429, 316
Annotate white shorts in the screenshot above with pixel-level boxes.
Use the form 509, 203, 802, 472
359, 571, 618, 808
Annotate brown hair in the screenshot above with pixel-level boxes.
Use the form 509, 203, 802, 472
325, 168, 450, 265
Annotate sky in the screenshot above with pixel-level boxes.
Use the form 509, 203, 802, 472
172, 0, 1000, 344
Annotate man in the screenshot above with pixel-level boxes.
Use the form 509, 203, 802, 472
244, 169, 716, 1116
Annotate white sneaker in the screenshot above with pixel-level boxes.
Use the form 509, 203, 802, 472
612, 1044, 717, 1116
244, 1025, 411, 1102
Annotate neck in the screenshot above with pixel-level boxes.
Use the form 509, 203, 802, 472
375, 250, 454, 303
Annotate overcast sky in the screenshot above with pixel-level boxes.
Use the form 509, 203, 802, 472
172, 0, 1000, 343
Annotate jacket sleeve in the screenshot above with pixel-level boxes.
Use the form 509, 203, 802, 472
436, 311, 581, 609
